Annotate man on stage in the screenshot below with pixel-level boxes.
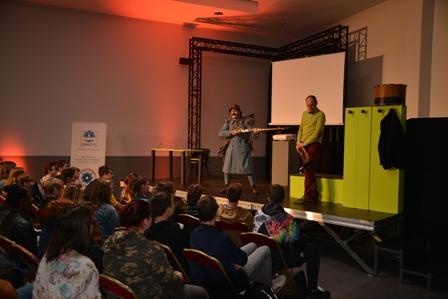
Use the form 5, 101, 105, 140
296, 95, 326, 203
219, 104, 259, 195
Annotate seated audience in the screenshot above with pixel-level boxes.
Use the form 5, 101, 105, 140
0, 185, 37, 255
253, 184, 330, 298
60, 167, 79, 186
218, 183, 253, 230
0, 161, 16, 192
156, 181, 185, 220
85, 180, 119, 239
33, 204, 101, 298
184, 184, 202, 217
190, 195, 272, 294
145, 192, 190, 272
84, 165, 121, 210
39, 178, 64, 209
120, 172, 139, 204
103, 200, 208, 299
132, 177, 152, 202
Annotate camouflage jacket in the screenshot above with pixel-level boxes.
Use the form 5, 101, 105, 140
103, 230, 182, 298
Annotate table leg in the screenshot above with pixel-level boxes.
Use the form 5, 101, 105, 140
181, 151, 186, 186
151, 149, 156, 183
169, 151, 173, 181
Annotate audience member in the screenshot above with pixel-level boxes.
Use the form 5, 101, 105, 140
0, 161, 16, 191
190, 195, 272, 294
40, 178, 64, 209
120, 172, 139, 204
84, 165, 121, 210
218, 183, 253, 230
0, 184, 37, 255
132, 177, 152, 202
103, 200, 208, 299
253, 184, 330, 298
40, 162, 58, 185
85, 180, 119, 238
60, 167, 79, 186
145, 192, 190, 272
33, 204, 101, 298
184, 184, 202, 217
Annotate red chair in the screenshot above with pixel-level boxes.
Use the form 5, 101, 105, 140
183, 248, 237, 296
153, 241, 190, 283
0, 234, 15, 253
99, 274, 137, 299
177, 214, 200, 229
11, 243, 39, 274
215, 220, 249, 247
0, 194, 6, 204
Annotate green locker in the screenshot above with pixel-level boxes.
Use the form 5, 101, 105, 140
368, 105, 405, 213
343, 107, 372, 209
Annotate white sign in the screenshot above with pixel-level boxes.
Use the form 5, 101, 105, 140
70, 122, 107, 186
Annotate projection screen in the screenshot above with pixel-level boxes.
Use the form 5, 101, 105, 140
271, 52, 345, 125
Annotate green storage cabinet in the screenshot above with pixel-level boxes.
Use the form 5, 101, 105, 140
343, 107, 372, 209
368, 105, 405, 213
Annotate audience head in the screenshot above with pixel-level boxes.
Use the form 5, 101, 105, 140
86, 180, 112, 207
60, 167, 78, 185
150, 192, 173, 220
45, 204, 95, 261
155, 181, 175, 199
62, 182, 84, 203
3, 184, 32, 215
132, 177, 149, 197
226, 183, 242, 203
55, 160, 69, 175
98, 166, 113, 181
0, 161, 17, 180
42, 178, 64, 200
186, 184, 203, 206
43, 162, 58, 177
18, 174, 35, 190
120, 200, 151, 231
197, 195, 219, 222
269, 184, 285, 204
6, 167, 26, 185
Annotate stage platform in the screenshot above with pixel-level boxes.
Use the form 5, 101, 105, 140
171, 176, 402, 275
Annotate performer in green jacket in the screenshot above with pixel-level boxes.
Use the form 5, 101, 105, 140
296, 95, 326, 203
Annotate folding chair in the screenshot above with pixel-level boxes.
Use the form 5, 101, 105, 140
215, 220, 249, 247
99, 274, 137, 299
240, 232, 306, 297
183, 248, 237, 297
153, 241, 190, 283
177, 214, 200, 229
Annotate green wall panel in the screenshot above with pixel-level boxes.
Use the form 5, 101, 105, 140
355, 107, 372, 210
290, 175, 344, 204
342, 108, 358, 208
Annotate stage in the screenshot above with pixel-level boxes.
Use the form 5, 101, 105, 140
173, 176, 402, 275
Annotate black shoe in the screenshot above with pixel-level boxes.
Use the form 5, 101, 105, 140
298, 166, 304, 174
305, 287, 331, 298
294, 197, 315, 204
219, 186, 227, 195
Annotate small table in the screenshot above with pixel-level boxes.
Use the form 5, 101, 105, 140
151, 148, 205, 186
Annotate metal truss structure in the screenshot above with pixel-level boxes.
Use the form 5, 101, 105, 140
188, 25, 349, 149
348, 27, 368, 61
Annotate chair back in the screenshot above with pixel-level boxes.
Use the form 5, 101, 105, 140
153, 241, 190, 283
99, 274, 137, 299
0, 235, 15, 253
183, 248, 236, 294
177, 213, 200, 229
240, 232, 289, 272
11, 243, 39, 273
215, 220, 249, 247
0, 194, 5, 204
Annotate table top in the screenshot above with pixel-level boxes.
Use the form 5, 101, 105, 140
151, 148, 205, 153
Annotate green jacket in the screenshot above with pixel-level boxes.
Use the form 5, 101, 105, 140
296, 108, 326, 145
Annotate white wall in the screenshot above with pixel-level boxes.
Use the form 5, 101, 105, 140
339, 0, 424, 118
0, 2, 276, 157
430, 0, 448, 117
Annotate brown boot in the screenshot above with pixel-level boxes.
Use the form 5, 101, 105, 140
251, 185, 259, 195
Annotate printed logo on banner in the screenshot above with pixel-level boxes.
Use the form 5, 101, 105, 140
80, 130, 97, 147
80, 168, 96, 185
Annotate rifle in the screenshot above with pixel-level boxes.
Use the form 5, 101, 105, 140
218, 127, 289, 156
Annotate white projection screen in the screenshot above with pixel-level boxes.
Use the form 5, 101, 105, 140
271, 52, 345, 125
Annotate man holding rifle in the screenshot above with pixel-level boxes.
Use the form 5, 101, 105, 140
218, 104, 260, 195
